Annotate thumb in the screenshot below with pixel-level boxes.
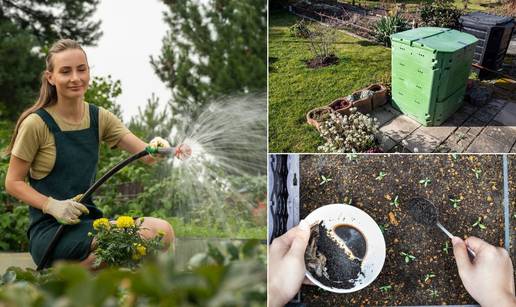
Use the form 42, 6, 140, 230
286, 220, 311, 259
73, 202, 90, 215
452, 236, 473, 274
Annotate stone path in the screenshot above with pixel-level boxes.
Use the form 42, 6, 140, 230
372, 99, 516, 153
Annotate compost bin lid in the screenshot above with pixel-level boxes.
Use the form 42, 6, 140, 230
391, 27, 478, 53
459, 12, 514, 26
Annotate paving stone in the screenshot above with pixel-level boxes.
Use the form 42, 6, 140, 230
511, 144, 516, 153
466, 133, 512, 153
461, 116, 486, 136
482, 123, 516, 148
413, 125, 457, 143
472, 105, 501, 123
380, 115, 421, 143
458, 102, 479, 115
389, 143, 413, 153
487, 98, 509, 111
370, 105, 399, 126
493, 108, 516, 126
444, 127, 478, 153
402, 128, 442, 153
443, 111, 471, 126
377, 133, 397, 152
501, 101, 516, 115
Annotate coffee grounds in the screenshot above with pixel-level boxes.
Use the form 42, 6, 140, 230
334, 224, 367, 260
305, 222, 364, 289
407, 197, 438, 226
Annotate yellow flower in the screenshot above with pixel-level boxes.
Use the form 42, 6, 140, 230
132, 254, 141, 261
93, 218, 110, 230
116, 216, 135, 228
133, 243, 147, 256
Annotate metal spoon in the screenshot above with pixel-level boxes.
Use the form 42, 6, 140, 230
408, 197, 476, 259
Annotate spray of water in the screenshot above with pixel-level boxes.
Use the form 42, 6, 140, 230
161, 93, 267, 237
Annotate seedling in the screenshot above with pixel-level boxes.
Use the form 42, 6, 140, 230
423, 273, 436, 282
379, 285, 392, 293
379, 223, 390, 234
390, 195, 399, 207
449, 197, 462, 209
442, 241, 450, 255
376, 171, 387, 181
428, 289, 439, 299
346, 153, 358, 161
419, 178, 431, 187
400, 252, 416, 263
472, 168, 482, 179
451, 153, 459, 161
319, 175, 332, 185
472, 217, 486, 230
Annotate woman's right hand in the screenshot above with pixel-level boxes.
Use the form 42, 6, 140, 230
42, 197, 90, 225
452, 236, 516, 307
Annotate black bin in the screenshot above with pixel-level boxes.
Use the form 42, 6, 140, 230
459, 12, 514, 79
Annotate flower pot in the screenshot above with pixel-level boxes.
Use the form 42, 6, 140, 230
307, 107, 332, 131
329, 97, 352, 116
351, 94, 373, 114
366, 83, 388, 109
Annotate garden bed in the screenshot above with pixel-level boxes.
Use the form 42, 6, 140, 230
299, 154, 510, 305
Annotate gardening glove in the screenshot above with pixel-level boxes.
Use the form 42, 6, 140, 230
149, 136, 171, 160
42, 196, 90, 225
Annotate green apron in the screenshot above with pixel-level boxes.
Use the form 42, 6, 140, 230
28, 104, 103, 268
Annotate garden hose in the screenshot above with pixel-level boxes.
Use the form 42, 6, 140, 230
36, 145, 188, 271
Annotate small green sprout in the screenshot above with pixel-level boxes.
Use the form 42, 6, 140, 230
451, 153, 459, 161
319, 175, 332, 185
379, 285, 392, 293
449, 197, 462, 209
400, 251, 416, 263
423, 273, 436, 282
472, 168, 482, 179
390, 195, 399, 207
472, 217, 486, 230
346, 153, 358, 161
379, 223, 390, 234
376, 171, 387, 181
456, 133, 466, 141
419, 178, 432, 187
442, 241, 450, 254
428, 289, 439, 299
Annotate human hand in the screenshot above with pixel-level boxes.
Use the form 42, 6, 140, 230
268, 219, 311, 307
42, 196, 89, 225
149, 136, 171, 160
452, 236, 516, 307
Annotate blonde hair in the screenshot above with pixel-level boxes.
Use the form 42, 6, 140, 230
5, 39, 87, 155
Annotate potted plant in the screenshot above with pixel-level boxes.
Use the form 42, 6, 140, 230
366, 83, 388, 109
307, 107, 333, 131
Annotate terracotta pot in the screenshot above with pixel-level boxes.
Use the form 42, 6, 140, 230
307, 107, 332, 131
329, 97, 352, 116
351, 91, 373, 114
366, 83, 387, 109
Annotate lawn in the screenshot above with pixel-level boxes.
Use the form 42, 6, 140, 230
268, 10, 391, 153
337, 0, 505, 12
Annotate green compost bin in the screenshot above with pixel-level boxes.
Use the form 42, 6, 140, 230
390, 27, 478, 126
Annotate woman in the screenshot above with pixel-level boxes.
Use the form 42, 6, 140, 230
4, 39, 176, 269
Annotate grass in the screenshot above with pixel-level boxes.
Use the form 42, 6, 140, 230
269, 10, 391, 152
168, 217, 266, 239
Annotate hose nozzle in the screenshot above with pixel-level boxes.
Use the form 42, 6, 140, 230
146, 144, 192, 161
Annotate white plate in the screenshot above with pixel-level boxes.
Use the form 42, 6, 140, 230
304, 204, 386, 293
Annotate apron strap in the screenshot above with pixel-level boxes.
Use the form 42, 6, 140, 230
88, 103, 100, 143
34, 108, 61, 133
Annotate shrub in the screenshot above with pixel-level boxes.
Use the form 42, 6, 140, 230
374, 14, 409, 47
289, 19, 311, 38
306, 22, 339, 65
318, 108, 380, 153
420, 0, 462, 29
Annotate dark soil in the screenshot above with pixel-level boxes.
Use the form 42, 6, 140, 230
305, 222, 364, 289
407, 198, 438, 227
300, 154, 508, 306
306, 54, 339, 69
329, 99, 351, 111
